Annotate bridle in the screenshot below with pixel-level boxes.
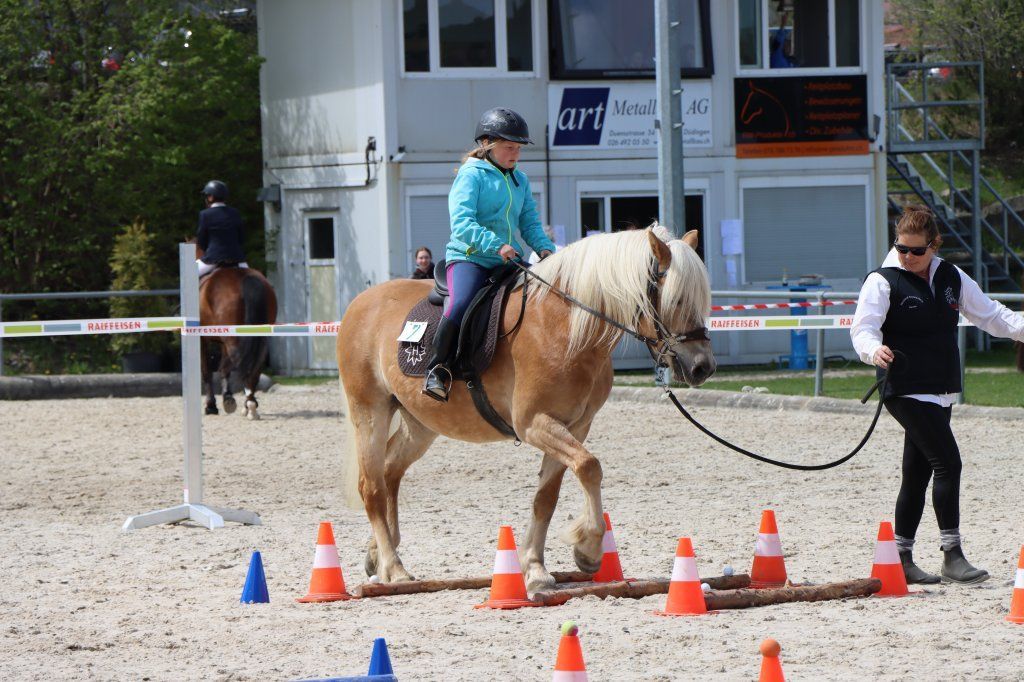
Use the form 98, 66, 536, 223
509, 260, 710, 365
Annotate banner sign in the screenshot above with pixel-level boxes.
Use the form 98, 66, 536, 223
548, 82, 712, 149
734, 75, 869, 158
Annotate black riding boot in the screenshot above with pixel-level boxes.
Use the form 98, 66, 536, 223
941, 545, 989, 584
422, 317, 459, 402
899, 550, 940, 585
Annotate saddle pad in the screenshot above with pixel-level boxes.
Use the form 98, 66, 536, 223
397, 283, 508, 378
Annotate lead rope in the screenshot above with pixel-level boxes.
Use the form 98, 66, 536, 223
661, 353, 902, 471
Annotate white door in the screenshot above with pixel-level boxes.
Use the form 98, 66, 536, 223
305, 214, 339, 369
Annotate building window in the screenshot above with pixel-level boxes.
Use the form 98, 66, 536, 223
308, 217, 335, 261
549, 0, 713, 80
578, 193, 705, 261
739, 0, 861, 71
401, 0, 534, 75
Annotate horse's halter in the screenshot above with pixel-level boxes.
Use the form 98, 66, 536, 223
641, 264, 711, 369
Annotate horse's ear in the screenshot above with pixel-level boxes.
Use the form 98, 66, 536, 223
647, 228, 672, 272
682, 230, 699, 251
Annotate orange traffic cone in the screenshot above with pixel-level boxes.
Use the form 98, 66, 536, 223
654, 537, 709, 616
870, 521, 909, 597
297, 521, 351, 603
750, 510, 787, 588
592, 512, 625, 583
552, 620, 588, 681
1006, 546, 1024, 623
758, 638, 785, 682
475, 525, 539, 609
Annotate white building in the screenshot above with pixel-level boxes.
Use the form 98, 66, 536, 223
257, 0, 888, 373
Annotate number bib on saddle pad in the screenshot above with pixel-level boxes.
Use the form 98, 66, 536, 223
397, 267, 519, 379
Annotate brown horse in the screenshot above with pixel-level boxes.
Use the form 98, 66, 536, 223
336, 227, 715, 594
199, 266, 277, 420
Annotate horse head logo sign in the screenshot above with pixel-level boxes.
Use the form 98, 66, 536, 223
739, 80, 791, 135
553, 87, 610, 146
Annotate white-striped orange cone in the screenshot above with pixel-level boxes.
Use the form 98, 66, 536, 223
654, 537, 709, 616
592, 512, 625, 583
475, 525, 539, 609
1006, 546, 1024, 623
870, 521, 909, 597
552, 620, 588, 681
750, 510, 787, 588
297, 521, 351, 602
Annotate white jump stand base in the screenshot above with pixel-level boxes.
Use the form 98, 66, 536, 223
122, 503, 261, 531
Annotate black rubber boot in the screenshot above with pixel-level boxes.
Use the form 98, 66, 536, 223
941, 545, 989, 585
899, 550, 940, 584
422, 317, 459, 402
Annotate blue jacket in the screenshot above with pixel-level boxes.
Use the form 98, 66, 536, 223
446, 157, 556, 269
197, 205, 246, 264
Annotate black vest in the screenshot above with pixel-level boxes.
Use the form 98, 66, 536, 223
874, 260, 962, 397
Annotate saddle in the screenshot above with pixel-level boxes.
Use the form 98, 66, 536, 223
199, 262, 241, 285
398, 259, 525, 439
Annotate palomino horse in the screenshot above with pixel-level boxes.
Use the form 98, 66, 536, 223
199, 266, 277, 420
336, 227, 715, 594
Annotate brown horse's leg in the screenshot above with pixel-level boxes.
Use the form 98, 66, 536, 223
522, 413, 606, 574
365, 408, 437, 577
521, 454, 568, 594
352, 400, 415, 583
219, 339, 239, 414
201, 339, 218, 415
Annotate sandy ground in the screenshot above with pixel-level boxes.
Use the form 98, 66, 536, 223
1, 384, 1023, 681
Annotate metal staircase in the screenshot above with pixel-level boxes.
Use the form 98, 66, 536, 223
886, 62, 1024, 294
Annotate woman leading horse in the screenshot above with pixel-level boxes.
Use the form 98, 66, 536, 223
336, 226, 715, 594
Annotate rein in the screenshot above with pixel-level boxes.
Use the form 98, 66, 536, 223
509, 260, 709, 358
510, 259, 893, 472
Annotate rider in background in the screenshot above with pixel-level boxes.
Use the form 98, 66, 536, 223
196, 180, 248, 278
421, 107, 556, 402
851, 205, 1024, 585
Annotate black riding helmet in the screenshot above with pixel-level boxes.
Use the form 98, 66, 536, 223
201, 180, 229, 201
474, 107, 533, 145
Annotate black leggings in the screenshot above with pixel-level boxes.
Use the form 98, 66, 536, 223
884, 397, 961, 538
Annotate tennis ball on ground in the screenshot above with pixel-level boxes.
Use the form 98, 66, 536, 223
561, 620, 578, 637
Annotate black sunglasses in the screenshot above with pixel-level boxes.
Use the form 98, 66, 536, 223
893, 241, 931, 256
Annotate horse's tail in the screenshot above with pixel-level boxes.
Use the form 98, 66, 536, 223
238, 274, 270, 381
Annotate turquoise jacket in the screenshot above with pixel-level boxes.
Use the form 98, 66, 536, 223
446, 157, 556, 269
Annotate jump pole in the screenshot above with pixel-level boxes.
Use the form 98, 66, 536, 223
122, 243, 261, 531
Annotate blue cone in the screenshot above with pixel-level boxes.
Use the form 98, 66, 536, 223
240, 551, 269, 604
367, 637, 393, 676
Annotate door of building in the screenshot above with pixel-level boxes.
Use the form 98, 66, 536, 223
305, 214, 339, 369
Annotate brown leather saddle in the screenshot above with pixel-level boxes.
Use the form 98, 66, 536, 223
398, 260, 525, 439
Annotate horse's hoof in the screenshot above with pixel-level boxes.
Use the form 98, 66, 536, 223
246, 409, 260, 421
573, 545, 602, 575
204, 405, 219, 415
222, 396, 237, 414
526, 571, 556, 596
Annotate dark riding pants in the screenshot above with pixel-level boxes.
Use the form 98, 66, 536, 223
443, 260, 492, 324
884, 397, 961, 539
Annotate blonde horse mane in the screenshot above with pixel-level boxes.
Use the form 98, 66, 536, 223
529, 224, 711, 355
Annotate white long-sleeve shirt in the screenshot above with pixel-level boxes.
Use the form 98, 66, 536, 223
850, 248, 1024, 406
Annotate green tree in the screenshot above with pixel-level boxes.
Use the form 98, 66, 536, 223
0, 1, 262, 298
891, 0, 1024, 146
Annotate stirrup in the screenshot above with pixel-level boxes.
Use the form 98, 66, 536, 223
421, 365, 452, 403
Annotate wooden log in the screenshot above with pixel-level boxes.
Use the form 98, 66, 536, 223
703, 578, 881, 610
352, 577, 490, 598
350, 572, 753, 600
351, 570, 629, 598
529, 574, 752, 607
